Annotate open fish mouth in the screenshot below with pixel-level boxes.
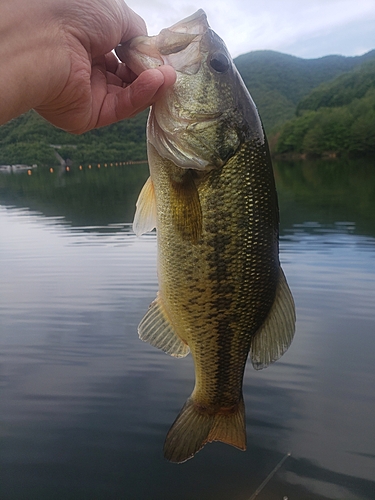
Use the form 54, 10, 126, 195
116, 10, 213, 76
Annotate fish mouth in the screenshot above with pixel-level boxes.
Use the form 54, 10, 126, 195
148, 108, 237, 170
116, 10, 210, 75
164, 9, 209, 35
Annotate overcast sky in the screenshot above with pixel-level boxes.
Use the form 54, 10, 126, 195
126, 0, 375, 59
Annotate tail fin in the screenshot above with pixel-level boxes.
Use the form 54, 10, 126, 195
163, 396, 246, 463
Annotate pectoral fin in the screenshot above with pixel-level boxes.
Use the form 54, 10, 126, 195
171, 170, 202, 243
138, 293, 190, 357
250, 267, 296, 370
133, 177, 157, 236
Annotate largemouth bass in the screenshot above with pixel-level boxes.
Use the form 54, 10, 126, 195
118, 9, 296, 463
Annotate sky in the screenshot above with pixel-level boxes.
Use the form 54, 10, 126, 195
125, 0, 375, 59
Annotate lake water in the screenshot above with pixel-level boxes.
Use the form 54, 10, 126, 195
1, 159, 375, 500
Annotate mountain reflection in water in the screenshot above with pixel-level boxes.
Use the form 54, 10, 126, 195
1, 159, 374, 500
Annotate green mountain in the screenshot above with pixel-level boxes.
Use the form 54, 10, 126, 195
235, 49, 375, 132
274, 59, 375, 156
0, 108, 149, 167
0, 49, 374, 167
296, 60, 375, 113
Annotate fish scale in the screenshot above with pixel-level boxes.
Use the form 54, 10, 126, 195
152, 138, 279, 432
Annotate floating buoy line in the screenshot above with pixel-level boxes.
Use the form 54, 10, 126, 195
48, 160, 148, 174
1, 161, 148, 176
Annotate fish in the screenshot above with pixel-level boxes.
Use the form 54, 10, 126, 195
117, 9, 296, 463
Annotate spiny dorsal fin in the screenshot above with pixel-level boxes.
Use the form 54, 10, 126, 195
133, 176, 157, 236
138, 293, 190, 357
250, 267, 296, 370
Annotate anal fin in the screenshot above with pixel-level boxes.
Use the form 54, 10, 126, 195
138, 293, 190, 358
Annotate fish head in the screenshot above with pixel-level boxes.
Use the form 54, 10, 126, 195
117, 10, 264, 170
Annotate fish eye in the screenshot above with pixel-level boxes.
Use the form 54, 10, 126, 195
209, 52, 230, 73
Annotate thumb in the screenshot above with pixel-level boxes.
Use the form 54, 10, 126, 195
96, 66, 176, 128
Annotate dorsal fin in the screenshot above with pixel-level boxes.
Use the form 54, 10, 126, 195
133, 177, 157, 236
250, 267, 296, 370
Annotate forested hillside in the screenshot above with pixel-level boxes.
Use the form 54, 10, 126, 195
0, 109, 149, 167
1, 49, 374, 166
235, 49, 375, 132
274, 60, 375, 156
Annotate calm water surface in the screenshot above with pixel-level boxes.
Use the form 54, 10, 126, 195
1, 159, 375, 499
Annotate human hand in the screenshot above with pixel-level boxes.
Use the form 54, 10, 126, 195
0, 0, 176, 133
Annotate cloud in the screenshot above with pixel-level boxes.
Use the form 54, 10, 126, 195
125, 0, 375, 58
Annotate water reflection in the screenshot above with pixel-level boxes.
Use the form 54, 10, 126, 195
275, 157, 375, 238
1, 159, 375, 499
0, 162, 150, 227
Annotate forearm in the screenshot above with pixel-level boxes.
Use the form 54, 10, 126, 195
0, 0, 68, 125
